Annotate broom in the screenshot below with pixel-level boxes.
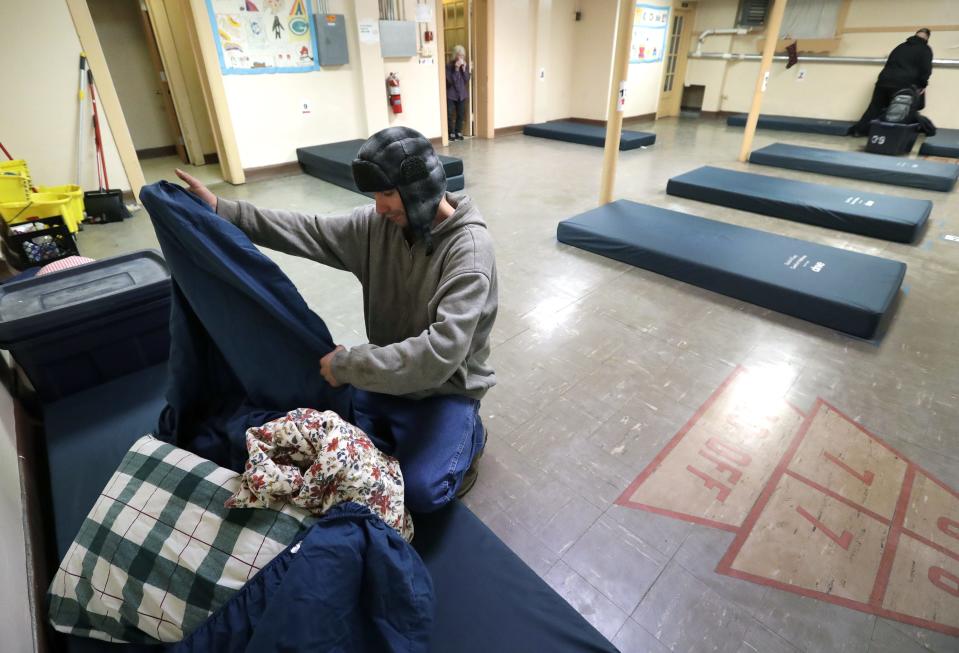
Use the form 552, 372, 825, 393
83, 68, 129, 222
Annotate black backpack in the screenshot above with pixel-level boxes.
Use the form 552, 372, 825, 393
884, 87, 919, 124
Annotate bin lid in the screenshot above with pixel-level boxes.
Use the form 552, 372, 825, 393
0, 250, 170, 345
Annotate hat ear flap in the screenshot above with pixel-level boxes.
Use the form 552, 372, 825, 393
399, 155, 430, 184
352, 158, 393, 192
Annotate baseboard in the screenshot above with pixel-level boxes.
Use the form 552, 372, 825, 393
493, 124, 525, 137
204, 152, 220, 165
242, 161, 304, 183
698, 110, 737, 119
135, 145, 178, 159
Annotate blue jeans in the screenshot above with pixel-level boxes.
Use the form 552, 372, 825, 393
351, 389, 485, 513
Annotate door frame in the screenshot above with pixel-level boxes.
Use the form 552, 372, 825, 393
138, 2, 188, 163
143, 0, 207, 166
656, 6, 694, 119
437, 0, 493, 143
67, 0, 245, 194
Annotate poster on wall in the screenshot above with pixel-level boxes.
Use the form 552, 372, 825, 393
630, 3, 670, 64
205, 0, 320, 74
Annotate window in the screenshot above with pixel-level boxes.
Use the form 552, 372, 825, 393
737, 0, 769, 26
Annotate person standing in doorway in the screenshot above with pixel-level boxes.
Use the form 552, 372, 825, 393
849, 29, 933, 136
446, 44, 470, 141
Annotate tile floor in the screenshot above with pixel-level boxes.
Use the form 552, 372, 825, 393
71, 116, 959, 652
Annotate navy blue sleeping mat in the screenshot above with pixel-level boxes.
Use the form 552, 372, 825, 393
45, 367, 615, 653
523, 120, 656, 150
726, 113, 854, 136
919, 128, 959, 158
667, 166, 931, 243
297, 139, 465, 194
750, 142, 959, 192
557, 200, 906, 339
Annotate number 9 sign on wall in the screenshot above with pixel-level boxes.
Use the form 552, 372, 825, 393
630, 3, 670, 64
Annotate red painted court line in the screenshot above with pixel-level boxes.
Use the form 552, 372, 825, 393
820, 401, 959, 517
715, 399, 822, 574
720, 565, 959, 638
614, 501, 740, 533
868, 464, 917, 608
615, 366, 747, 508
819, 400, 913, 466
784, 469, 893, 526
900, 527, 959, 563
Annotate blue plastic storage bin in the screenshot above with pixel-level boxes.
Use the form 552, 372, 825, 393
0, 250, 171, 401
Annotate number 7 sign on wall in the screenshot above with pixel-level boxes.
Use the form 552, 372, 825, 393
618, 368, 959, 637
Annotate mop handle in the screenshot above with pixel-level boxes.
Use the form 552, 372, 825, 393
87, 69, 109, 191
0, 142, 12, 161
76, 54, 86, 186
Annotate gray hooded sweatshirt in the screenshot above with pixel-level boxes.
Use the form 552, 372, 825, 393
216, 193, 497, 400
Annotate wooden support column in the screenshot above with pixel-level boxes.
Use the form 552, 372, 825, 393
599, 0, 634, 205
436, 0, 449, 146
737, 0, 789, 163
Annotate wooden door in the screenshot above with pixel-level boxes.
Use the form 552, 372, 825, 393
657, 8, 694, 119
138, 4, 188, 162
443, 0, 472, 136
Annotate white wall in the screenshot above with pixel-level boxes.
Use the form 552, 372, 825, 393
221, 0, 442, 170
622, 0, 671, 118
685, 0, 959, 128
0, 374, 33, 652
0, 0, 129, 191
532, 0, 576, 123
569, 1, 616, 121
88, 0, 176, 152
493, 0, 536, 128
494, 0, 662, 127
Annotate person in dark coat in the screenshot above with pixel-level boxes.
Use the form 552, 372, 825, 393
446, 45, 470, 140
849, 29, 933, 135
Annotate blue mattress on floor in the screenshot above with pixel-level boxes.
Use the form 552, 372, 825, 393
919, 128, 959, 158
666, 166, 931, 243
557, 200, 906, 339
523, 120, 656, 150
726, 113, 854, 136
296, 139, 465, 194
44, 367, 616, 653
749, 142, 959, 192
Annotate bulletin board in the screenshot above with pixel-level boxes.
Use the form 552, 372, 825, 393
205, 0, 320, 74
630, 3, 670, 64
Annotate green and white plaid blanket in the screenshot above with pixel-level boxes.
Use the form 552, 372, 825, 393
47, 435, 315, 644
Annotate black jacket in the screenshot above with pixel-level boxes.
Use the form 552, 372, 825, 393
878, 35, 933, 89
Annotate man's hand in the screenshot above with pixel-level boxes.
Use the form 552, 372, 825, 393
175, 169, 217, 212
320, 345, 346, 387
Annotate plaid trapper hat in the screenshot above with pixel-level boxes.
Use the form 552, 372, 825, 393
352, 126, 447, 255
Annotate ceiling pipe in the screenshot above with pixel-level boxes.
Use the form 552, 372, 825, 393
689, 51, 959, 68
695, 28, 757, 55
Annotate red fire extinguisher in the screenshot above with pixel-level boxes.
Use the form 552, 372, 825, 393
387, 72, 402, 114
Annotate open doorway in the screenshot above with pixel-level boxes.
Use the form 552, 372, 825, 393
442, 0, 473, 140
87, 0, 222, 187
437, 0, 492, 144
656, 6, 694, 119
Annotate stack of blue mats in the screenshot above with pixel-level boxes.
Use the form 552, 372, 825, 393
919, 129, 959, 158
726, 113, 854, 136
557, 200, 906, 339
749, 142, 959, 192
666, 166, 931, 243
297, 140, 466, 194
44, 371, 618, 653
523, 120, 656, 150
